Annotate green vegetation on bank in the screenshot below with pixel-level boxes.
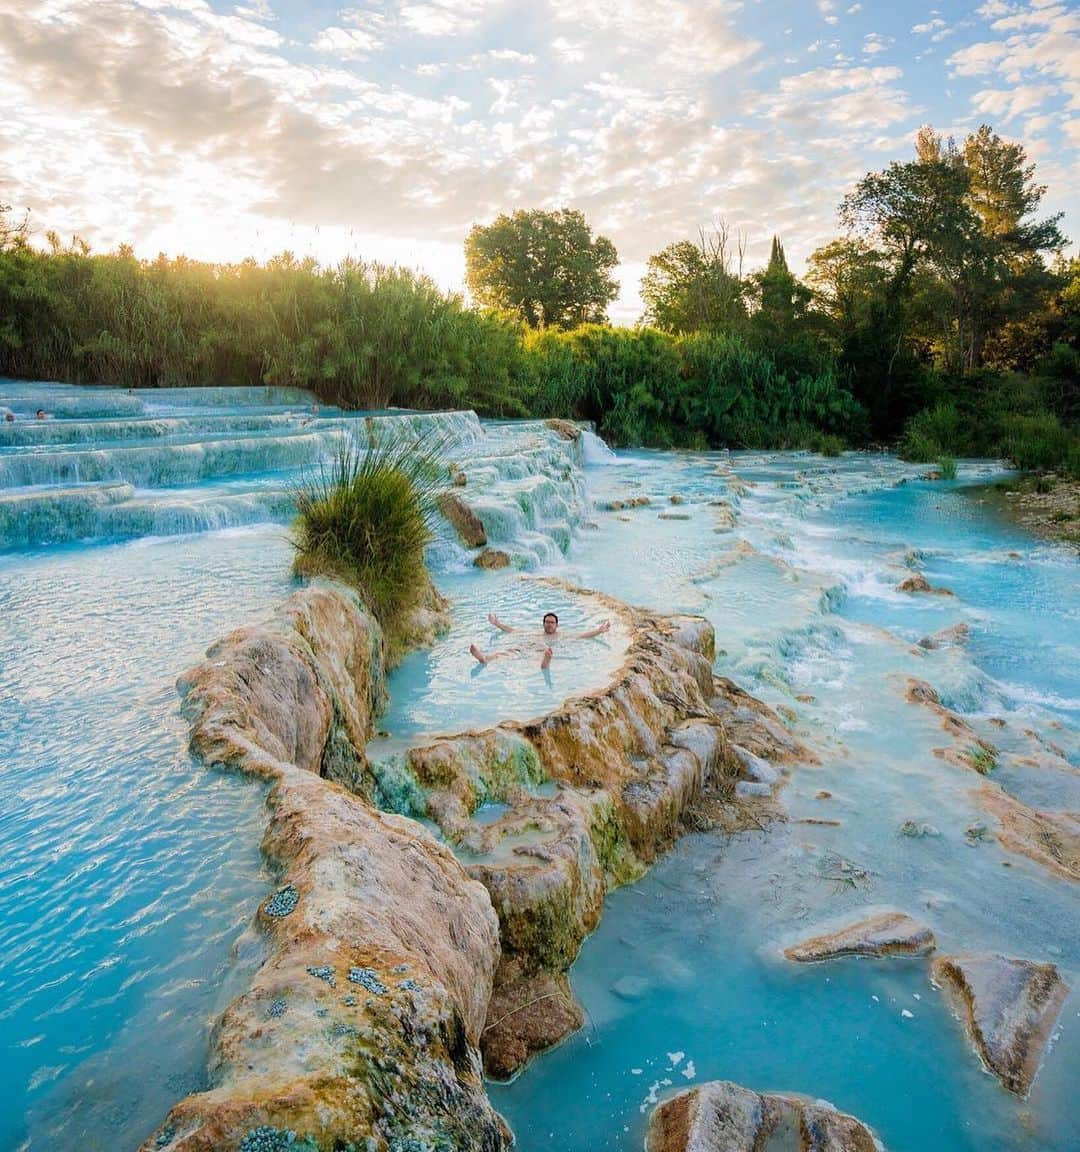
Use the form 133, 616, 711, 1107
1, 120, 1076, 467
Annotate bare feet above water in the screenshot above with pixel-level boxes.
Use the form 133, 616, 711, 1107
540, 647, 553, 669
469, 644, 488, 665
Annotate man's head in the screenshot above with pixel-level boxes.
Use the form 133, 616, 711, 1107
542, 612, 559, 635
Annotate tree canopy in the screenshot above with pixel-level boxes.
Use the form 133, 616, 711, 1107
464, 208, 618, 328
640, 225, 747, 334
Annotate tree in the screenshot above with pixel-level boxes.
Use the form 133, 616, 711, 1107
464, 208, 618, 328
0, 201, 29, 249
640, 224, 747, 334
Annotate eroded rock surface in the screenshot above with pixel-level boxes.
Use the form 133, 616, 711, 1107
403, 585, 809, 1078
918, 622, 970, 649
977, 782, 1080, 882
438, 490, 487, 547
897, 573, 953, 595
150, 581, 508, 1152
646, 1081, 882, 1152
785, 911, 936, 963
932, 952, 1069, 1095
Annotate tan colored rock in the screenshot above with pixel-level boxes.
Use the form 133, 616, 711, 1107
151, 584, 508, 1152
646, 1081, 881, 1152
178, 581, 385, 784
669, 493, 685, 505
392, 575, 452, 658
438, 490, 487, 547
544, 418, 582, 441
897, 573, 954, 595
784, 911, 936, 962
474, 548, 512, 569
977, 782, 1080, 881
932, 952, 1069, 1095
918, 622, 970, 649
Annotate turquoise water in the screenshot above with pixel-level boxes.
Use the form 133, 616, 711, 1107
1, 384, 1076, 1150
493, 452, 1079, 1151
0, 385, 606, 1149
0, 529, 290, 1150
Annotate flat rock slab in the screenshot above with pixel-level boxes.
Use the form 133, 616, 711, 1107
646, 1081, 882, 1152
785, 911, 936, 963
932, 952, 1069, 1096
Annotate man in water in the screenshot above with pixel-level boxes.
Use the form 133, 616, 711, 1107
470, 611, 611, 669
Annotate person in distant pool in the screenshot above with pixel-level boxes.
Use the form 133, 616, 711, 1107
470, 611, 611, 669
35, 409, 48, 420
3, 412, 13, 422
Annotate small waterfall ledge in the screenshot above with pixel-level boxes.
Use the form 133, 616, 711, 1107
145, 579, 808, 1151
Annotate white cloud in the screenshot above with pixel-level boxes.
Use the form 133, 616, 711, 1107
863, 32, 892, 55
312, 26, 381, 59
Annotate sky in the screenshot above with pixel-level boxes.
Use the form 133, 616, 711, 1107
1, 0, 1078, 322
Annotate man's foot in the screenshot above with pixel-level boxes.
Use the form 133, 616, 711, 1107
469, 644, 488, 665
540, 647, 553, 670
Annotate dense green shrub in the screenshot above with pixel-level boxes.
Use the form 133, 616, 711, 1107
997, 412, 1079, 475
290, 436, 444, 637
898, 404, 969, 461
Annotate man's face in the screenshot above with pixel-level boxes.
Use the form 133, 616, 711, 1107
542, 615, 558, 635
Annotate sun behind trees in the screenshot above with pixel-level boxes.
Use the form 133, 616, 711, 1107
0, 122, 1076, 470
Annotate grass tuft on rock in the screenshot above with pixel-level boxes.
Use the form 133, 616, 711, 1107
291, 434, 445, 642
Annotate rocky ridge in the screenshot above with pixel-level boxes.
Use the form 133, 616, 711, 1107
147, 577, 805, 1148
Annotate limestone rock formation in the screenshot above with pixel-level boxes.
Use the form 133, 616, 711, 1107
438, 490, 487, 547
152, 581, 509, 1152
178, 581, 386, 784
403, 585, 809, 1078
784, 911, 936, 963
977, 783, 1079, 882
897, 573, 954, 595
474, 547, 511, 569
544, 418, 583, 442
646, 1081, 882, 1152
918, 622, 970, 649
932, 952, 1069, 1095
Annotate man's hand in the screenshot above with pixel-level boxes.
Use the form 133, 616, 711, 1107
488, 612, 515, 632
597, 619, 611, 634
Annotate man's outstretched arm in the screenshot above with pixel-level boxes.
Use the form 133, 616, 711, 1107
571, 619, 612, 640
488, 612, 517, 633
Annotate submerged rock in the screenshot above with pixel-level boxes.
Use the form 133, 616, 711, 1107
977, 782, 1079, 882
897, 573, 954, 596
784, 911, 936, 963
918, 622, 970, 649
438, 490, 487, 547
646, 1081, 882, 1152
932, 952, 1069, 1095
474, 547, 511, 569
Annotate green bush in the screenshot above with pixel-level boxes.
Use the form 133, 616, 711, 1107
997, 412, 1078, 474
898, 404, 968, 461
290, 435, 444, 637
938, 456, 958, 480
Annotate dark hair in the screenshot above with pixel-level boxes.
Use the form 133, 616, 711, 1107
542, 612, 558, 625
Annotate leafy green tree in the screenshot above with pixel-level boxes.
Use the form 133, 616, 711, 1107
640, 224, 747, 333
0, 201, 28, 249
464, 208, 618, 328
